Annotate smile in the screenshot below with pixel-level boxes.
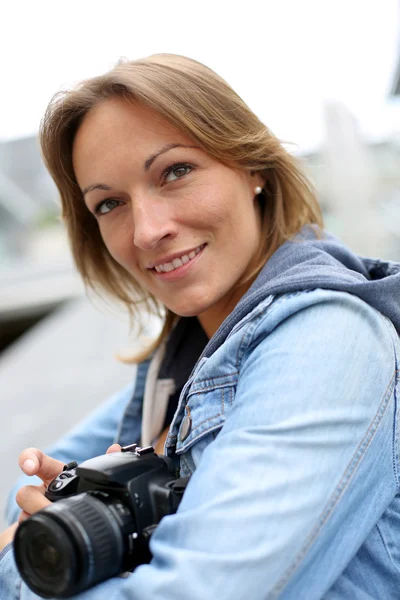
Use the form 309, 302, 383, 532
153, 244, 206, 273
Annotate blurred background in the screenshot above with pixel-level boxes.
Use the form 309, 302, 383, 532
1, 0, 400, 522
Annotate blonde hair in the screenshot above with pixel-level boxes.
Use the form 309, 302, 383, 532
40, 53, 323, 359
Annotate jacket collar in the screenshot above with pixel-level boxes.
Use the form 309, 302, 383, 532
200, 226, 400, 361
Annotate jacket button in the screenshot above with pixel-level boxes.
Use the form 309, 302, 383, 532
180, 413, 192, 442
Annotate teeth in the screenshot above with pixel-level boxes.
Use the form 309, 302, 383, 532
172, 257, 183, 268
154, 245, 204, 274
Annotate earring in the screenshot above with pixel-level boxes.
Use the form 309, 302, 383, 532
254, 186, 263, 195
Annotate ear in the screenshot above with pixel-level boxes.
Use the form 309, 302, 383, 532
249, 171, 267, 194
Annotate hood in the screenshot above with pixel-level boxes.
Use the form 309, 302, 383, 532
202, 226, 400, 360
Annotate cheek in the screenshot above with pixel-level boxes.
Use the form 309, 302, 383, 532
99, 221, 136, 268
184, 188, 232, 228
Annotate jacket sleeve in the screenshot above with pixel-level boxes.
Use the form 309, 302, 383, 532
5, 380, 135, 525
1, 292, 398, 599
131, 292, 398, 600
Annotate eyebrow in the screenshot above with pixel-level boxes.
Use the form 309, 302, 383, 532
144, 143, 196, 171
82, 143, 197, 197
82, 183, 112, 197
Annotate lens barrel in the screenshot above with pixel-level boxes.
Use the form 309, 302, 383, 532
14, 493, 131, 598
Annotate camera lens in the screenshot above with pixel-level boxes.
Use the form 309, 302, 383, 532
28, 533, 64, 576
31, 537, 60, 570
14, 516, 79, 598
14, 493, 132, 598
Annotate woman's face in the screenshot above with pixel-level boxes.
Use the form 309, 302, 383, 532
73, 97, 264, 336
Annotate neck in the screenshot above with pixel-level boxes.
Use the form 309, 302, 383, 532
197, 279, 254, 338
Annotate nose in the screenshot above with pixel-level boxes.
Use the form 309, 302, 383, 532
131, 194, 177, 250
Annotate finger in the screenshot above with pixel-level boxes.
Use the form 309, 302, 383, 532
16, 485, 52, 516
18, 511, 31, 524
106, 444, 121, 454
18, 448, 65, 485
0, 523, 19, 548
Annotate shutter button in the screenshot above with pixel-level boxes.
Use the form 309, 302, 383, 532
180, 406, 192, 442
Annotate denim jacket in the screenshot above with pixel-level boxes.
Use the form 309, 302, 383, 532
2, 228, 400, 599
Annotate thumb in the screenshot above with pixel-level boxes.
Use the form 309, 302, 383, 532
106, 444, 122, 454
19, 448, 65, 485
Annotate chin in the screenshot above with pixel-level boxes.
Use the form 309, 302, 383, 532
168, 305, 205, 318
166, 297, 212, 318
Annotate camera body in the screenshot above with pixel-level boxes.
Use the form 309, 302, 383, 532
46, 443, 184, 546
14, 445, 188, 599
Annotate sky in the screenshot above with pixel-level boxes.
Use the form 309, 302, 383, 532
1, 0, 399, 151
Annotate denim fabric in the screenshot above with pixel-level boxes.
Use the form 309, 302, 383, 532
200, 228, 400, 362
1, 288, 399, 599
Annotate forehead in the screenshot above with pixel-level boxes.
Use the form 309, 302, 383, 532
73, 97, 192, 156
72, 98, 198, 188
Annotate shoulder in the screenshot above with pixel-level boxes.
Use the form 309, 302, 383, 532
232, 288, 398, 362
202, 288, 399, 402
169, 289, 399, 477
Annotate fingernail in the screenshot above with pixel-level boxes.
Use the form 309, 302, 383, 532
23, 459, 37, 473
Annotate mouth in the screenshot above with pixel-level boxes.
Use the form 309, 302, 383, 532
149, 243, 206, 278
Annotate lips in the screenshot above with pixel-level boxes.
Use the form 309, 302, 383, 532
151, 244, 206, 273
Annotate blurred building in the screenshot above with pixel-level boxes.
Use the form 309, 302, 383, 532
300, 101, 400, 259
0, 135, 60, 264
0, 136, 58, 259
390, 51, 400, 96
0, 136, 80, 351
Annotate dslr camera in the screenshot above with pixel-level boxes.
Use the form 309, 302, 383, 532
13, 444, 188, 599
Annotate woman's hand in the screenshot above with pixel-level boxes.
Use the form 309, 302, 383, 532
0, 449, 66, 552
14, 445, 126, 525
15, 448, 66, 523
0, 523, 18, 552
0, 446, 123, 552
106, 444, 122, 453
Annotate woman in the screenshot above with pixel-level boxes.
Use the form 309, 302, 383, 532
1, 54, 400, 599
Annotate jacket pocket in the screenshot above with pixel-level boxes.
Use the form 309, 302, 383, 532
175, 373, 238, 456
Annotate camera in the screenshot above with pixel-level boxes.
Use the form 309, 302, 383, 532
13, 444, 188, 599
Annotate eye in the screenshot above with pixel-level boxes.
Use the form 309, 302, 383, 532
94, 198, 123, 216
163, 163, 193, 184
